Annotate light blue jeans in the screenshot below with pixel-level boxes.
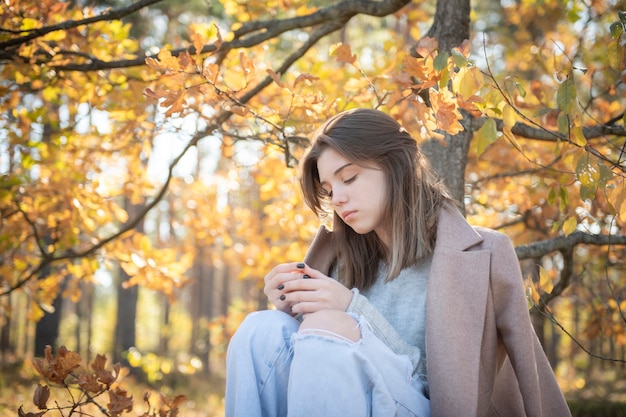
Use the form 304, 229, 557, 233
225, 310, 430, 417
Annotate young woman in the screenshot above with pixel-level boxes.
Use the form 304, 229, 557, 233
225, 108, 571, 417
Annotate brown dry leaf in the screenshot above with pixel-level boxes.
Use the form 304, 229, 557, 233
267, 69, 286, 88
18, 406, 45, 417
293, 73, 319, 88
33, 384, 50, 410
414, 37, 438, 58
330, 43, 356, 64
108, 387, 134, 416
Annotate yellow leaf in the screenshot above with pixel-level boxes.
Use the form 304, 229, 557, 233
608, 179, 626, 221
562, 216, 577, 236
43, 30, 66, 42
42, 86, 59, 101
453, 66, 483, 99
502, 104, 516, 127
157, 49, 180, 70
15, 71, 26, 85
538, 266, 554, 294
21, 18, 41, 31
570, 125, 587, 146
28, 301, 45, 322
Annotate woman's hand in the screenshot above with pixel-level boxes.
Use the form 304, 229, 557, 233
264, 262, 353, 315
264, 262, 306, 314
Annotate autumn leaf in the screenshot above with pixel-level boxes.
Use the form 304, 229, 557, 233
267, 69, 286, 88
557, 79, 576, 113
538, 266, 554, 294
33, 384, 50, 410
78, 372, 103, 393
429, 89, 463, 135
157, 49, 180, 71
294, 73, 319, 88
161, 90, 187, 117
562, 216, 578, 236
403, 55, 430, 82
414, 36, 438, 58
239, 51, 255, 79
474, 117, 498, 156
18, 406, 45, 417
330, 43, 356, 65
452, 66, 484, 100
570, 125, 587, 146
107, 387, 133, 416
609, 179, 626, 221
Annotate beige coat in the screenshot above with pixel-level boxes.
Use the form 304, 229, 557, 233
303, 205, 571, 417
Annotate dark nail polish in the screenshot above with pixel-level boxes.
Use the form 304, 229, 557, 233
297, 262, 305, 269
277, 284, 284, 290
280, 294, 286, 301
303, 274, 310, 279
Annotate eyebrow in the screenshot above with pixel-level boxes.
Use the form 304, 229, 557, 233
319, 162, 354, 185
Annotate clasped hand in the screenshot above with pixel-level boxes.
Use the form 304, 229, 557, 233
264, 262, 353, 315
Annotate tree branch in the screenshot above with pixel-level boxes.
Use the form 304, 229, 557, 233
1, 0, 411, 72
516, 231, 626, 260
0, 0, 165, 50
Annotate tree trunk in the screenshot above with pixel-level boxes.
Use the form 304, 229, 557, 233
113, 200, 144, 366
189, 250, 215, 375
34, 290, 64, 357
158, 293, 170, 355
113, 271, 138, 366
426, 0, 471, 53
0, 296, 13, 361
419, 0, 472, 209
420, 111, 473, 209
81, 281, 95, 362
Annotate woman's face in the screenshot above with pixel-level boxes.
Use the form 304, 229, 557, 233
317, 147, 390, 246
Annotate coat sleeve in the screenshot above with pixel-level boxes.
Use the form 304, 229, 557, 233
488, 231, 571, 417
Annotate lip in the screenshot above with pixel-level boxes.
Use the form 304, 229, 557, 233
341, 210, 357, 222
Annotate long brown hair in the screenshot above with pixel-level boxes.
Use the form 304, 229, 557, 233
299, 108, 455, 290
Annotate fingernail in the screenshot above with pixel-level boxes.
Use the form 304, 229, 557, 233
280, 294, 286, 301
277, 284, 284, 290
303, 275, 310, 279
296, 262, 305, 269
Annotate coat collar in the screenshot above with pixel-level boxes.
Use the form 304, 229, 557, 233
434, 204, 483, 251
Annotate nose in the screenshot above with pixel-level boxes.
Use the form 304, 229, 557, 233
331, 185, 347, 207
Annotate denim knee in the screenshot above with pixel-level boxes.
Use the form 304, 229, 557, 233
230, 310, 299, 352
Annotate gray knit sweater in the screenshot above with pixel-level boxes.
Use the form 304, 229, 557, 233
345, 256, 431, 390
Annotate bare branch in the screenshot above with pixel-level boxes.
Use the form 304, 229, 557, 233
516, 231, 626, 260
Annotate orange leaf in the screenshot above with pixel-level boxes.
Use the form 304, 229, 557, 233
330, 43, 356, 64
430, 89, 463, 135
414, 37, 438, 58
403, 55, 430, 80
267, 69, 286, 88
293, 73, 319, 87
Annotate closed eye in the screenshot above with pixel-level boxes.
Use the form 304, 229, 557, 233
344, 175, 357, 184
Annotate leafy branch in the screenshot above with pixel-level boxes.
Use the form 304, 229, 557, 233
18, 345, 185, 417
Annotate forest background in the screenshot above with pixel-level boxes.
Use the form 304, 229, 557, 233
1, 0, 626, 415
